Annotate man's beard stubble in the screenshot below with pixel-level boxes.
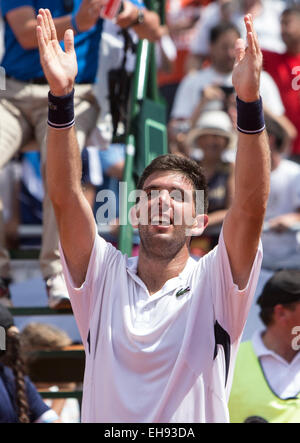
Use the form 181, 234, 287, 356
138, 224, 189, 261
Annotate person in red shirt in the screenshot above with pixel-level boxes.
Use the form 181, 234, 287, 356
262, 5, 300, 163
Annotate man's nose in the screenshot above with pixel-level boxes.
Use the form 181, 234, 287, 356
158, 190, 171, 207
150, 190, 171, 213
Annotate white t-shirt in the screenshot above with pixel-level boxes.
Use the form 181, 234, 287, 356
171, 67, 284, 119
262, 159, 300, 270
252, 330, 300, 399
60, 229, 262, 423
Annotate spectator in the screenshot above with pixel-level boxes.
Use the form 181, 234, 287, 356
229, 269, 300, 423
0, 305, 59, 423
186, 110, 235, 255
261, 114, 300, 271
263, 5, 300, 162
21, 322, 80, 423
189, 0, 285, 69
0, 1, 160, 309
187, 0, 234, 70
170, 21, 286, 130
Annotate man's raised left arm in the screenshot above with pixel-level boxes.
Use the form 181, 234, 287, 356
223, 15, 270, 289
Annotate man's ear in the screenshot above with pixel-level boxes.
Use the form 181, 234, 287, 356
186, 214, 209, 237
129, 205, 139, 228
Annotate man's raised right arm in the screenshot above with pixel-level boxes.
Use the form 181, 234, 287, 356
37, 9, 95, 287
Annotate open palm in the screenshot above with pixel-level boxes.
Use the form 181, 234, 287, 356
37, 9, 78, 96
232, 15, 262, 103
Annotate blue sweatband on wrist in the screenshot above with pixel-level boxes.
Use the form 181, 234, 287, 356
71, 13, 81, 35
48, 89, 75, 130
236, 96, 265, 135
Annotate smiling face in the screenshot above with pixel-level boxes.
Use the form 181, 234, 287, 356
136, 171, 207, 259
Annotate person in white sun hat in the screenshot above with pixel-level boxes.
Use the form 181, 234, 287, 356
187, 110, 236, 256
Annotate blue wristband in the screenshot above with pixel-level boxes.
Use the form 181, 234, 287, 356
71, 13, 81, 35
236, 96, 265, 135
48, 89, 75, 130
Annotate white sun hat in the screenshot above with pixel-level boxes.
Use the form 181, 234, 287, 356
186, 110, 236, 150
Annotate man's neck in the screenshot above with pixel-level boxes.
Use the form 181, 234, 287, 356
137, 247, 190, 295
211, 63, 232, 76
286, 42, 300, 56
262, 329, 298, 364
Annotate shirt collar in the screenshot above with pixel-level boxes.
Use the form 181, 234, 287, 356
126, 255, 197, 297
126, 255, 196, 276
251, 329, 271, 359
251, 329, 300, 366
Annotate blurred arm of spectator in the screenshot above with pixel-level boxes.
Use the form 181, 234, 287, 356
105, 161, 125, 181
116, 0, 161, 42
190, 84, 226, 127
5, 0, 107, 50
267, 212, 300, 233
156, 25, 177, 74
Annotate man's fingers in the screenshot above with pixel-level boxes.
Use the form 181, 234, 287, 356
38, 9, 49, 45
46, 8, 58, 41
40, 8, 51, 42
247, 13, 260, 52
244, 15, 256, 55
64, 29, 75, 54
244, 14, 261, 56
234, 38, 246, 65
36, 18, 47, 54
248, 31, 256, 55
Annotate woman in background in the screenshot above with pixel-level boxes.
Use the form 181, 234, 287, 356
0, 305, 58, 423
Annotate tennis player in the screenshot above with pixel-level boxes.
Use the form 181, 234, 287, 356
36, 9, 270, 422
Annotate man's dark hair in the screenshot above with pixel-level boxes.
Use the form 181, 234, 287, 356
265, 115, 287, 153
259, 301, 300, 327
137, 154, 208, 214
259, 306, 275, 327
281, 4, 300, 18
210, 22, 241, 45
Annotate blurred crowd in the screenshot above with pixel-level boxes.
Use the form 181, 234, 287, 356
0, 0, 300, 423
